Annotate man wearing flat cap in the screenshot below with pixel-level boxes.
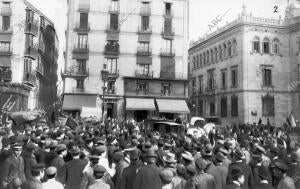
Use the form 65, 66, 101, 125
21, 163, 45, 189
0, 139, 26, 189
190, 158, 216, 189
272, 159, 296, 189
133, 150, 162, 189
88, 165, 110, 189
42, 166, 64, 189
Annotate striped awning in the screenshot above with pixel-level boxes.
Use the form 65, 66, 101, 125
126, 98, 156, 111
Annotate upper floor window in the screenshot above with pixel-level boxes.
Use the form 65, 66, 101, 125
77, 80, 84, 89
105, 58, 118, 73
138, 42, 150, 52
192, 56, 196, 69
223, 43, 227, 59
26, 9, 34, 23
228, 41, 232, 57
263, 38, 270, 54
219, 46, 222, 60
2, 2, 11, 8
77, 60, 86, 73
252, 37, 260, 53
221, 69, 227, 89
165, 3, 172, 15
207, 50, 210, 64
162, 39, 172, 53
203, 52, 206, 65
231, 66, 238, 88
207, 70, 215, 90
232, 39, 237, 55
192, 78, 196, 94
26, 34, 34, 47
161, 83, 171, 96
111, 0, 119, 11
24, 58, 32, 73
199, 54, 203, 67
262, 68, 272, 86
231, 95, 238, 117
262, 95, 275, 117
77, 34, 88, 48
0, 42, 10, 52
141, 16, 150, 31
2, 16, 10, 31
110, 14, 119, 30
196, 55, 199, 68
272, 38, 279, 54
214, 48, 218, 63
210, 49, 214, 63
107, 81, 116, 94
137, 81, 148, 94
79, 13, 88, 29
198, 75, 203, 93
138, 64, 150, 75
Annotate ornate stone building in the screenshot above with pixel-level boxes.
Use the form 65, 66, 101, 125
189, 2, 300, 126
62, 0, 189, 121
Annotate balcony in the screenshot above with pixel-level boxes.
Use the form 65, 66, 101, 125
25, 20, 39, 36
137, 47, 152, 56
106, 24, 120, 33
160, 48, 175, 57
104, 42, 119, 57
0, 48, 12, 56
205, 85, 217, 95
102, 69, 119, 79
137, 26, 152, 34
61, 69, 89, 79
109, 5, 120, 13
106, 87, 116, 94
24, 44, 38, 59
162, 27, 175, 39
136, 89, 149, 95
23, 72, 36, 87
140, 7, 151, 16
160, 71, 187, 80
0, 69, 12, 82
135, 70, 153, 78
1, 7, 12, 16
73, 45, 89, 53
74, 23, 90, 33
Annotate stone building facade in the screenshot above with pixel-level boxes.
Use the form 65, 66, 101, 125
62, 0, 189, 121
189, 3, 300, 126
0, 0, 58, 120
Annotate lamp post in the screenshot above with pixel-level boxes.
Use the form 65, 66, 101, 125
101, 70, 109, 121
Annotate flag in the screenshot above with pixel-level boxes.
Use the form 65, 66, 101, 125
289, 112, 297, 128
66, 117, 78, 130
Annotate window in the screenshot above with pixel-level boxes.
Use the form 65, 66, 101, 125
26, 9, 34, 23
207, 51, 210, 64
2, 2, 11, 8
165, 3, 172, 15
253, 37, 260, 53
298, 64, 300, 81
161, 83, 171, 96
207, 70, 215, 90
192, 56, 196, 69
77, 60, 86, 73
198, 75, 203, 93
200, 54, 203, 67
192, 78, 196, 94
111, 0, 119, 11
232, 39, 237, 55
105, 58, 118, 73
262, 95, 275, 117
262, 68, 272, 86
137, 81, 148, 94
214, 48, 218, 62
79, 13, 88, 29
221, 69, 227, 89
138, 42, 150, 52
210, 102, 215, 116
110, 14, 119, 30
26, 34, 33, 47
263, 38, 270, 54
2, 16, 10, 31
162, 39, 172, 52
272, 38, 279, 54
210, 49, 214, 63
231, 66, 238, 88
77, 34, 88, 48
228, 41, 232, 57
141, 16, 150, 31
219, 46, 222, 60
221, 97, 227, 117
198, 99, 203, 116
223, 44, 227, 58
0, 42, 10, 52
203, 52, 206, 65
164, 17, 172, 33
138, 64, 149, 75
231, 95, 238, 117
24, 58, 32, 73
107, 81, 116, 94
76, 80, 84, 89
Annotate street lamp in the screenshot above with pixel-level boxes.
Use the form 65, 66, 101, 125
101, 70, 109, 121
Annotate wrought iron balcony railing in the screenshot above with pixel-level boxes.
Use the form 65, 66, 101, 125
74, 23, 90, 32
135, 70, 153, 78
0, 69, 12, 82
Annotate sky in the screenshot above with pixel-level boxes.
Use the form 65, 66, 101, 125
26, 0, 291, 89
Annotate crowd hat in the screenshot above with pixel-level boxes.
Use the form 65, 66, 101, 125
163, 152, 177, 164
186, 164, 196, 175
46, 166, 57, 176
159, 169, 173, 183
129, 148, 140, 160
202, 144, 213, 156
113, 151, 124, 162
88, 148, 101, 159
32, 163, 45, 172
93, 165, 106, 175
176, 164, 187, 176
195, 158, 207, 171
233, 149, 245, 160
56, 144, 67, 152
181, 151, 194, 162
145, 149, 157, 158
273, 159, 288, 172
214, 152, 225, 163
25, 143, 36, 151
142, 141, 152, 152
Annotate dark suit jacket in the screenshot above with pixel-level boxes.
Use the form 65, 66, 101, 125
207, 163, 228, 189
21, 177, 42, 189
224, 183, 241, 189
119, 161, 143, 189
133, 163, 162, 189
253, 182, 274, 189
227, 161, 253, 189
60, 158, 88, 189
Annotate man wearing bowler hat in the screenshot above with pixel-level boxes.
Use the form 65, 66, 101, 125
0, 138, 26, 189
133, 150, 162, 189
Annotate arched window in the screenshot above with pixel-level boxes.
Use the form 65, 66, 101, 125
252, 36, 260, 53
219, 45, 222, 61
272, 38, 279, 54
200, 54, 202, 67
223, 43, 227, 59
232, 39, 237, 55
203, 52, 206, 65
263, 37, 270, 54
214, 47, 218, 62
196, 55, 199, 68
210, 49, 214, 63
207, 50, 210, 64
228, 41, 232, 57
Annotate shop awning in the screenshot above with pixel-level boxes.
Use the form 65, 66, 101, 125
126, 98, 156, 111
156, 99, 190, 113
63, 94, 97, 110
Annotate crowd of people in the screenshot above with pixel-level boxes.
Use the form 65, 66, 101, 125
0, 117, 299, 189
